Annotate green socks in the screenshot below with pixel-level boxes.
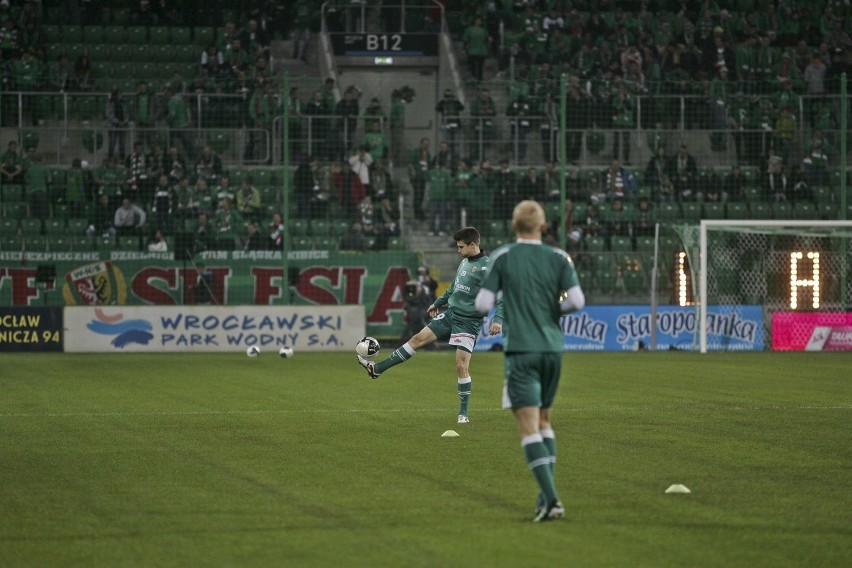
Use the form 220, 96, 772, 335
457, 377, 471, 416
374, 342, 416, 375
523, 433, 558, 505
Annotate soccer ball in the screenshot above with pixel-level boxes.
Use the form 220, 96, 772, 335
279, 346, 294, 358
355, 336, 380, 359
246, 345, 260, 357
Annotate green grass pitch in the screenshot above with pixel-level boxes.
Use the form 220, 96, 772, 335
1, 351, 851, 567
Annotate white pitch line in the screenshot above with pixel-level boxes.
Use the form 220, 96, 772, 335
0, 405, 850, 419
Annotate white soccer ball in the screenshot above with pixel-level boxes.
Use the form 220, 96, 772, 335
355, 336, 381, 359
246, 345, 260, 357
279, 346, 294, 358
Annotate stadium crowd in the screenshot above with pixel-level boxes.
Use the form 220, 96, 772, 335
0, 1, 851, 256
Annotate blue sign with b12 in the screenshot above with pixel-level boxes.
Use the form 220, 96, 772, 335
475, 305, 764, 352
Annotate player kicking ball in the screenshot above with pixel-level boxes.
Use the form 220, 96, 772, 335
475, 200, 585, 522
358, 227, 503, 424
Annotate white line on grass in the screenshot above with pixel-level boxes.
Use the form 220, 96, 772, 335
0, 405, 850, 418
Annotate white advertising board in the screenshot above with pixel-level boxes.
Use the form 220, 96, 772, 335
64, 306, 365, 353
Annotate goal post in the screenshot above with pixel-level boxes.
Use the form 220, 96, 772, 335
697, 220, 852, 353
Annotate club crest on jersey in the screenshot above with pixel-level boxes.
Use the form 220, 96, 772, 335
471, 266, 477, 272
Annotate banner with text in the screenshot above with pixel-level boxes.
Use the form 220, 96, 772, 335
0, 250, 418, 338
475, 305, 764, 352
64, 305, 365, 353
0, 307, 63, 352
771, 312, 852, 351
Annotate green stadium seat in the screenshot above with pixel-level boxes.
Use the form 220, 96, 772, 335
48, 237, 70, 252
44, 220, 66, 235
816, 203, 835, 220
25, 236, 46, 252
635, 236, 655, 254
174, 45, 197, 63
793, 202, 816, 220
0, 219, 19, 236
387, 236, 406, 250
177, 62, 197, 79
151, 45, 174, 63
125, 44, 148, 63
314, 237, 335, 250
207, 131, 231, 154
171, 27, 192, 45
332, 220, 349, 238
62, 26, 83, 44
311, 220, 330, 236
96, 236, 116, 252
45, 43, 64, 61
773, 202, 792, 219
103, 25, 126, 45
21, 220, 42, 236
656, 202, 681, 222
623, 269, 645, 294
112, 7, 131, 25
87, 43, 110, 62
149, 27, 171, 45
725, 201, 749, 219
596, 270, 619, 295
364, 236, 376, 250
750, 202, 772, 219
290, 219, 309, 236
67, 218, 88, 236
610, 236, 632, 252
258, 186, 278, 205
1, 184, 22, 201
702, 202, 725, 219
253, 168, 277, 187
812, 186, 832, 205
83, 25, 105, 43
1, 236, 22, 251
293, 237, 312, 250
110, 45, 131, 65
229, 167, 249, 183
485, 220, 505, 237
72, 94, 98, 121
119, 236, 139, 251
5, 201, 27, 219
744, 186, 761, 202
72, 236, 93, 251
111, 63, 135, 79
91, 62, 113, 79
681, 202, 701, 222
194, 27, 215, 47
42, 25, 62, 43
125, 27, 148, 45
22, 130, 40, 150
585, 235, 606, 252
135, 63, 157, 80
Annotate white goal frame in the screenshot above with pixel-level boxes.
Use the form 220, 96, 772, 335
699, 220, 852, 353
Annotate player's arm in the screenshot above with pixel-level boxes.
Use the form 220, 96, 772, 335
558, 254, 585, 314
429, 280, 453, 317
559, 286, 585, 314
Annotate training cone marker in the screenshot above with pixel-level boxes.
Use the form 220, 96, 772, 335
441, 430, 460, 437
665, 484, 691, 494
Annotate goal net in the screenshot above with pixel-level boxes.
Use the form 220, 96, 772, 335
691, 220, 852, 352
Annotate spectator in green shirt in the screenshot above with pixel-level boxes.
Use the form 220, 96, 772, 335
63, 158, 87, 219
25, 152, 51, 220
0, 141, 23, 185
236, 178, 262, 224
463, 16, 491, 82
166, 86, 194, 162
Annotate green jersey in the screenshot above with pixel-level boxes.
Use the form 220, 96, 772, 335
483, 240, 580, 353
26, 162, 50, 194
434, 251, 503, 323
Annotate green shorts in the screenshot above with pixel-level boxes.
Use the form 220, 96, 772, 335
427, 310, 482, 353
502, 352, 562, 409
